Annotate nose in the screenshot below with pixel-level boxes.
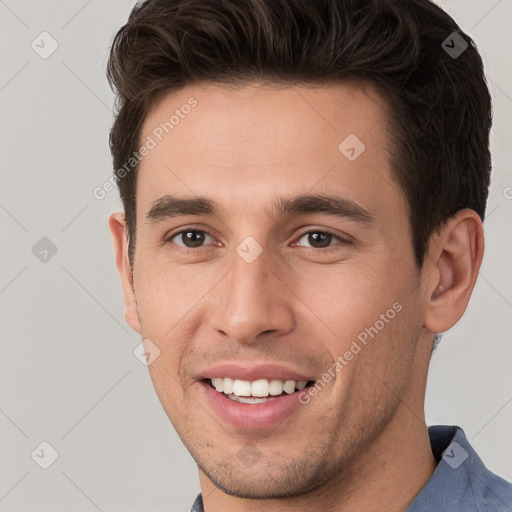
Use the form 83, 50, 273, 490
210, 248, 295, 345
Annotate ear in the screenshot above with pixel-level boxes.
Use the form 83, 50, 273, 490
108, 212, 141, 334
421, 209, 484, 335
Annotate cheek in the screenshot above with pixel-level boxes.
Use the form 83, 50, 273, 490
339, 291, 423, 408
145, 358, 191, 432
133, 259, 211, 335
298, 258, 421, 366
323, 297, 422, 429
296, 259, 404, 321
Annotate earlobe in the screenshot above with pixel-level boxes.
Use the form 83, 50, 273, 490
108, 212, 142, 334
423, 209, 484, 335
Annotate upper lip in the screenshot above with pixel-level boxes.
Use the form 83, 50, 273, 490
195, 363, 316, 383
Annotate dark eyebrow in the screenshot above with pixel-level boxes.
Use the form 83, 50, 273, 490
146, 193, 375, 224
146, 194, 221, 221
268, 193, 375, 224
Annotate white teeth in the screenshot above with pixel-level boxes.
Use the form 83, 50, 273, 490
232, 379, 252, 397
269, 379, 284, 396
212, 378, 223, 392
251, 379, 270, 397
283, 380, 296, 394
208, 377, 311, 398
223, 377, 234, 394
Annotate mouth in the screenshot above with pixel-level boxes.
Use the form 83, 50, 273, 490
204, 377, 316, 404
195, 364, 320, 429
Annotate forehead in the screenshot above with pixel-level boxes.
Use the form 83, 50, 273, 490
136, 81, 404, 220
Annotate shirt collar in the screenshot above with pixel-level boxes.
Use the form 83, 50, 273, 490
405, 424, 511, 511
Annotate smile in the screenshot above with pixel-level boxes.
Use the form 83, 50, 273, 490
205, 377, 316, 404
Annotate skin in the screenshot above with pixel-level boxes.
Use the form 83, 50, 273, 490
109, 81, 484, 511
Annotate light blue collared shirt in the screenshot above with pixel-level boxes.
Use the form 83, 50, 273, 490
190, 425, 512, 511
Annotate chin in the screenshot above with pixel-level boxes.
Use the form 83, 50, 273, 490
193, 445, 337, 500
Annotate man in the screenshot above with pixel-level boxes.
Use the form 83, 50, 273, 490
106, 0, 512, 510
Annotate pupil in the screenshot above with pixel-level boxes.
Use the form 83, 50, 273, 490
183, 231, 204, 247
309, 232, 331, 248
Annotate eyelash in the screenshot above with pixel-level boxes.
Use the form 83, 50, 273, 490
166, 226, 350, 254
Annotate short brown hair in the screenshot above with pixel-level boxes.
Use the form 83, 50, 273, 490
107, 0, 492, 267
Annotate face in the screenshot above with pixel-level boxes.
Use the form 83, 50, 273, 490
119, 81, 431, 498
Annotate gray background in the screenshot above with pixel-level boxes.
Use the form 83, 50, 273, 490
0, 1, 511, 511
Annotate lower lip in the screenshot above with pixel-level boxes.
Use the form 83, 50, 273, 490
198, 380, 308, 429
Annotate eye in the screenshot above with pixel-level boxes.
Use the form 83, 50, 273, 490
293, 230, 348, 252
166, 227, 350, 253
168, 229, 216, 249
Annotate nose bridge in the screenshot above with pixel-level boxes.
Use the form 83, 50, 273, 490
213, 245, 294, 343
